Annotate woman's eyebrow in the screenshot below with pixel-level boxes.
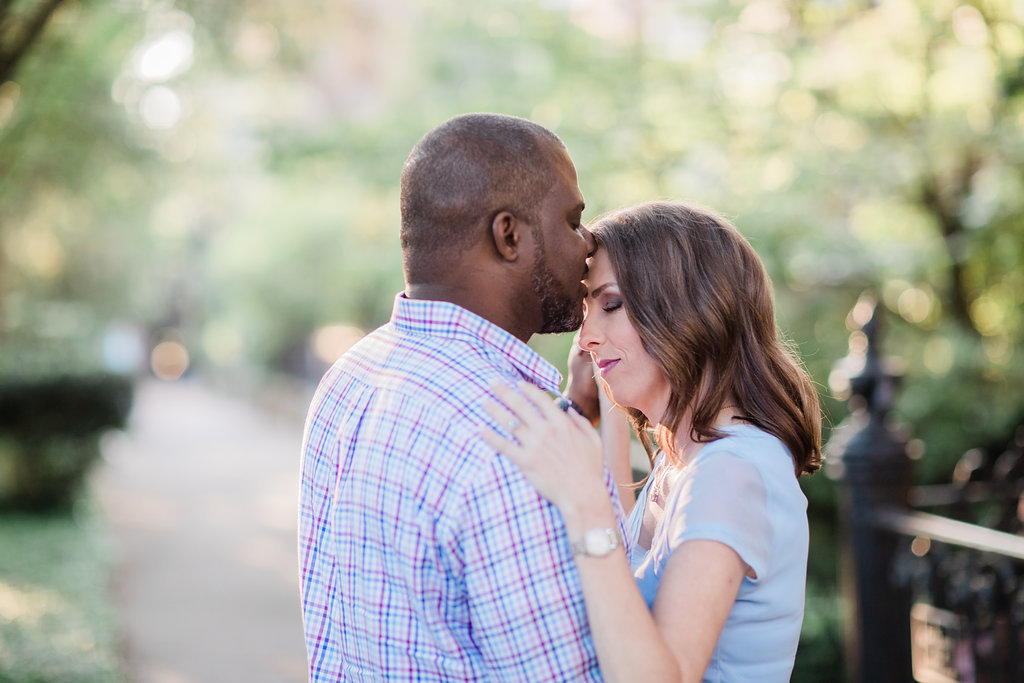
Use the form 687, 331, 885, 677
587, 282, 617, 298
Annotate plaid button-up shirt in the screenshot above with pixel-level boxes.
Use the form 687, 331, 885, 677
299, 294, 622, 681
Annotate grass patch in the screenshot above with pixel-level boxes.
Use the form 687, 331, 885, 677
792, 587, 846, 682
0, 495, 123, 682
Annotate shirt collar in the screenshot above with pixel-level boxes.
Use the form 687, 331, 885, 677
390, 293, 563, 393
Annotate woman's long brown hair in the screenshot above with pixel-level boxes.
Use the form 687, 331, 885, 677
591, 201, 822, 476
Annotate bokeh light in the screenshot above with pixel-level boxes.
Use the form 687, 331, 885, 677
150, 340, 190, 381
311, 325, 365, 365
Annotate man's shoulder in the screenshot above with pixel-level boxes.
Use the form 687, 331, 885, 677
310, 327, 513, 458
335, 325, 512, 400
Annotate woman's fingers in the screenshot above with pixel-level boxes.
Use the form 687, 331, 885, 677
512, 381, 573, 423
480, 397, 522, 438
479, 422, 520, 459
484, 380, 600, 456
481, 380, 606, 510
563, 400, 598, 433
514, 382, 598, 441
490, 382, 546, 427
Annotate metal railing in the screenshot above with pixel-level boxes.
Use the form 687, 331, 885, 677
826, 301, 1024, 683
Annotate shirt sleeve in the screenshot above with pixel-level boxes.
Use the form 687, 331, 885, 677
457, 440, 601, 681
661, 449, 772, 580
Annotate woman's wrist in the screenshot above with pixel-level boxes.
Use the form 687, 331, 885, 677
564, 383, 600, 426
559, 493, 618, 538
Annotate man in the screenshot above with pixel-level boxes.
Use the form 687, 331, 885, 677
299, 113, 622, 680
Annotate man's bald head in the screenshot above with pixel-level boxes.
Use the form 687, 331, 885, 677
400, 113, 565, 284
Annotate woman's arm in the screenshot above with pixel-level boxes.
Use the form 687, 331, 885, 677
597, 383, 635, 514
482, 382, 746, 682
564, 343, 636, 512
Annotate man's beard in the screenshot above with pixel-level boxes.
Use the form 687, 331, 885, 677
532, 237, 584, 334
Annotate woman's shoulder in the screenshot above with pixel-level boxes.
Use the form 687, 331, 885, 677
692, 426, 804, 510
698, 425, 792, 471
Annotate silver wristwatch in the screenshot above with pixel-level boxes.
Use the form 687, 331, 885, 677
571, 528, 622, 558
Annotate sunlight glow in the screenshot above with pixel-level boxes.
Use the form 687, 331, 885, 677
966, 102, 993, 132
0, 81, 20, 130
814, 112, 867, 150
134, 30, 194, 82
646, 12, 712, 61
983, 336, 1013, 366
739, 0, 791, 34
778, 89, 816, 122
952, 5, 989, 46
848, 293, 877, 330
760, 154, 795, 191
234, 22, 281, 67
139, 86, 182, 130
971, 289, 1010, 336
923, 337, 954, 376
897, 287, 932, 324
5, 227, 65, 279
0, 580, 63, 626
718, 32, 792, 107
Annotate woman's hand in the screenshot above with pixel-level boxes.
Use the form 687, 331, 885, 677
565, 336, 601, 426
481, 381, 609, 516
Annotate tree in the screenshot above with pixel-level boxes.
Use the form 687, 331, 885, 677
0, 0, 67, 85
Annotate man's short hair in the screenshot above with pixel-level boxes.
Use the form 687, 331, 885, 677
400, 113, 564, 283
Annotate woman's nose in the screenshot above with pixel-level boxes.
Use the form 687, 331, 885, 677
578, 313, 599, 349
578, 225, 597, 257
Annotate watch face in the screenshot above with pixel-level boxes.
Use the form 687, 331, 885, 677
584, 529, 612, 555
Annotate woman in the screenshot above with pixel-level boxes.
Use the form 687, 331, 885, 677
482, 200, 822, 682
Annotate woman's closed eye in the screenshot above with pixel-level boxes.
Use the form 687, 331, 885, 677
603, 299, 623, 313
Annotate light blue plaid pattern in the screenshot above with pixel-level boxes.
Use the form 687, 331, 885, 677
299, 294, 623, 681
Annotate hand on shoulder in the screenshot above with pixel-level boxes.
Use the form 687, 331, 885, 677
481, 381, 608, 518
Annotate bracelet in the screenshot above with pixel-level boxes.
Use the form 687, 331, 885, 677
556, 396, 587, 418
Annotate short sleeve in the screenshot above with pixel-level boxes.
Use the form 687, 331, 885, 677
660, 450, 772, 580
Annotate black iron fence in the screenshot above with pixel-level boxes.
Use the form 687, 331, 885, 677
826, 302, 1024, 683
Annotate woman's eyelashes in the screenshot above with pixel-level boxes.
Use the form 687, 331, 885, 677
603, 298, 623, 313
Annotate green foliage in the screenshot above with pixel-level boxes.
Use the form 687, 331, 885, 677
792, 588, 846, 683
0, 295, 136, 512
0, 374, 133, 437
0, 373, 132, 512
5, 0, 1024, 678
0, 3, 158, 323
0, 499, 124, 682
893, 321, 1024, 482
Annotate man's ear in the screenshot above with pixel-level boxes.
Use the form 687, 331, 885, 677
490, 211, 520, 262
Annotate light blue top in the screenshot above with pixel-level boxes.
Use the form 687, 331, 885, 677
627, 424, 808, 682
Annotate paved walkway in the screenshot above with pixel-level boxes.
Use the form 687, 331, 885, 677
94, 377, 312, 683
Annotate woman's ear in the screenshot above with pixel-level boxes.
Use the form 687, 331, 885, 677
491, 211, 520, 262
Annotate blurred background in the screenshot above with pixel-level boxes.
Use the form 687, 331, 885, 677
1, 0, 1022, 680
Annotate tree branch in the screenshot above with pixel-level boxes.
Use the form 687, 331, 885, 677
0, 0, 68, 84
920, 156, 982, 337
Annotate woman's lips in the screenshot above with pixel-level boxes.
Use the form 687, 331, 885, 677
597, 359, 619, 377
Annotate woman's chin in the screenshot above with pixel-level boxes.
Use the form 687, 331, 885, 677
606, 387, 662, 423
